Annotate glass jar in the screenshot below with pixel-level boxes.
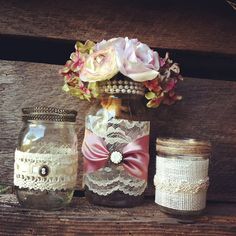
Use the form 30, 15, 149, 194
82, 75, 150, 207
154, 138, 211, 216
14, 107, 78, 210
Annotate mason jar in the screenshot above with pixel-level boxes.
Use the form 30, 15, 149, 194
14, 107, 78, 210
82, 75, 150, 207
154, 138, 211, 216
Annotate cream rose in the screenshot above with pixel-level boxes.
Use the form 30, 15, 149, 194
80, 47, 118, 82
96, 37, 160, 82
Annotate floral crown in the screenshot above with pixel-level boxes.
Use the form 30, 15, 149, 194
60, 37, 183, 108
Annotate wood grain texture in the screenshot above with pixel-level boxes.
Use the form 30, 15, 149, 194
0, 60, 236, 202
0, 194, 236, 236
0, 0, 236, 55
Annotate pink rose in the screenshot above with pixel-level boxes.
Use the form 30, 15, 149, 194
96, 37, 160, 82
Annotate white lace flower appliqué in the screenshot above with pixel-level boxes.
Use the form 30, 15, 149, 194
110, 151, 123, 164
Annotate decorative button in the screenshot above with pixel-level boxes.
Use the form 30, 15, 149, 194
39, 165, 50, 177
110, 151, 123, 164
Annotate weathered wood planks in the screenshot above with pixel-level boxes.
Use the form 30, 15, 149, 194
0, 194, 235, 235
0, 60, 236, 201
0, 0, 236, 55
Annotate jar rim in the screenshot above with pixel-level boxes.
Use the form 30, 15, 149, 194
156, 137, 211, 147
22, 106, 77, 122
156, 137, 211, 158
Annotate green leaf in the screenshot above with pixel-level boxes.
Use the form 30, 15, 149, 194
145, 92, 156, 100
88, 82, 99, 98
62, 83, 70, 92
76, 40, 95, 54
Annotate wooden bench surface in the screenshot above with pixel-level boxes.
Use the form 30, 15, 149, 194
1, 60, 236, 202
0, 194, 236, 235
0, 0, 236, 55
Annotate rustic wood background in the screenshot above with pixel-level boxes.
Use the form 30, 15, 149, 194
0, 60, 235, 202
0, 0, 235, 55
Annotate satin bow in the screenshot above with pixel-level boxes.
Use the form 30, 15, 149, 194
82, 129, 150, 180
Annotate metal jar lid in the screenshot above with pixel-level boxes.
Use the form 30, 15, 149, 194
22, 106, 77, 122
156, 138, 211, 158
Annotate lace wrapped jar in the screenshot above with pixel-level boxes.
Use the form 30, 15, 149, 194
14, 107, 78, 210
154, 138, 211, 216
82, 76, 150, 207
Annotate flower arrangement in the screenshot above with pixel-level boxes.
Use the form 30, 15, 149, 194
60, 37, 183, 108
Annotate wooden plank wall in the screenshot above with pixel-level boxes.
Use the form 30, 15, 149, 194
1, 0, 236, 82
0, 0, 235, 55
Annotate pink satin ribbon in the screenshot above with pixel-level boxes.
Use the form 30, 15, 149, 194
82, 129, 150, 180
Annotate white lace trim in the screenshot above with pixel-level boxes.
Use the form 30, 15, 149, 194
84, 116, 149, 196
84, 167, 147, 196
86, 115, 150, 152
14, 149, 78, 191
154, 155, 209, 211
154, 176, 209, 194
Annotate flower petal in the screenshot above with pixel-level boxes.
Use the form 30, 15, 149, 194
80, 47, 119, 82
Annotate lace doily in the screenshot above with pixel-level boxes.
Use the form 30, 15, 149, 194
84, 116, 150, 196
154, 176, 209, 194
86, 115, 150, 150
14, 148, 78, 191
154, 155, 209, 211
84, 166, 147, 196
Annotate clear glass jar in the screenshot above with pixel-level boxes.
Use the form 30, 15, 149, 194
155, 138, 211, 216
14, 107, 78, 210
82, 75, 150, 207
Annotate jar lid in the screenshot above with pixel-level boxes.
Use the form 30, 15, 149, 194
22, 106, 77, 122
156, 138, 211, 158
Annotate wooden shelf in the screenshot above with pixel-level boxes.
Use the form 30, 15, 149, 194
0, 194, 235, 235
